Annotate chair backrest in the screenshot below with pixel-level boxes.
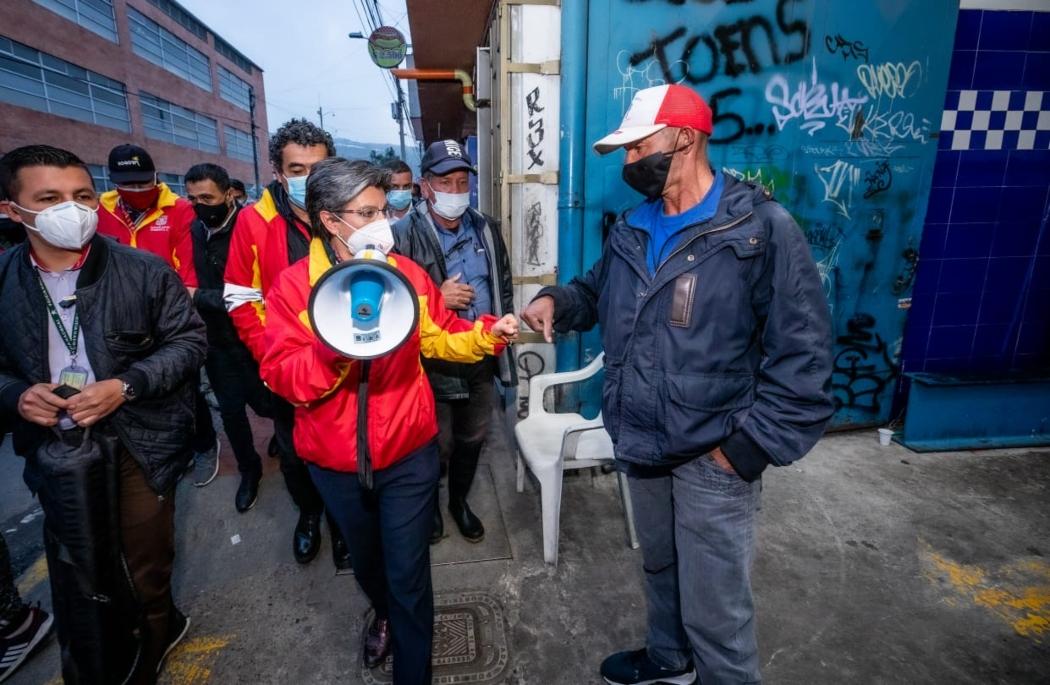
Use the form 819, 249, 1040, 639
527, 352, 606, 418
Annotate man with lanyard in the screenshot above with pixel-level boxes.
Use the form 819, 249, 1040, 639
392, 140, 515, 545
96, 144, 220, 487
0, 144, 206, 682
224, 118, 350, 571
382, 158, 415, 221
185, 163, 274, 514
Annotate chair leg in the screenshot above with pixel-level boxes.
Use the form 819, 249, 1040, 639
537, 467, 564, 565
617, 471, 640, 550
516, 453, 525, 493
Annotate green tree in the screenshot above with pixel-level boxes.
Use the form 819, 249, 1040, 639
369, 146, 398, 165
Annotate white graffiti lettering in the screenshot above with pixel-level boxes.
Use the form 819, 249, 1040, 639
765, 58, 869, 136
723, 167, 779, 194
815, 160, 862, 220
855, 60, 923, 100
836, 99, 931, 145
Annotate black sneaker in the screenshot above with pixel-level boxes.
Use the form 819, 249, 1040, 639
156, 610, 190, 675
600, 648, 696, 685
0, 606, 54, 683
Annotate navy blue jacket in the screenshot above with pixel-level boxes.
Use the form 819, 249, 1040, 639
539, 176, 834, 481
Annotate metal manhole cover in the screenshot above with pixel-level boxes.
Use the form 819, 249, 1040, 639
362, 591, 509, 684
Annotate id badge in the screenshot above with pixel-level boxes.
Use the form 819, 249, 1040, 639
59, 364, 89, 390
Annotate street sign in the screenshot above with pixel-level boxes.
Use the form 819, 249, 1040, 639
367, 26, 408, 69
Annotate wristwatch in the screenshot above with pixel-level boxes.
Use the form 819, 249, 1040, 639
121, 380, 137, 402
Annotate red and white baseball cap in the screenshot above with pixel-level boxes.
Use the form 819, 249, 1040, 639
593, 84, 713, 155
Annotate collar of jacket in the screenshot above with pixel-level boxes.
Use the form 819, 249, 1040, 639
18, 233, 110, 289
191, 206, 241, 243
306, 238, 398, 288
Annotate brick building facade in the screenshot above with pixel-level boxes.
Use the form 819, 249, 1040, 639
0, 0, 268, 195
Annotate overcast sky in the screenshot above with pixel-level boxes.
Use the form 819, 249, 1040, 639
179, 0, 412, 145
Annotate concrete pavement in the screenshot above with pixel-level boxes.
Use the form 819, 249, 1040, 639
5, 419, 1049, 684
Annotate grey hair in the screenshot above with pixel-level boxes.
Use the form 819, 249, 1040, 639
306, 157, 391, 237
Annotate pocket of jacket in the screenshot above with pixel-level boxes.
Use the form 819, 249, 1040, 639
666, 372, 754, 412
105, 331, 155, 356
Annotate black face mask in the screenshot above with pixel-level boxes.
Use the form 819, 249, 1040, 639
194, 201, 231, 228
621, 132, 689, 200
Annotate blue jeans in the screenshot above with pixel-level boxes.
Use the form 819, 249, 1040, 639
308, 442, 439, 685
628, 454, 763, 684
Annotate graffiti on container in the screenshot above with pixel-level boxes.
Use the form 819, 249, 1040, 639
525, 200, 544, 267
824, 33, 869, 62
723, 166, 788, 195
517, 351, 547, 419
726, 143, 790, 162
765, 58, 870, 136
525, 87, 546, 169
836, 99, 931, 145
863, 160, 892, 199
815, 159, 861, 219
856, 60, 923, 100
800, 140, 906, 157
892, 246, 919, 295
832, 312, 899, 413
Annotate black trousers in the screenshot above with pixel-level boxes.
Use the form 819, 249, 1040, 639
309, 443, 439, 685
435, 360, 496, 503
273, 399, 325, 515
0, 531, 23, 625
204, 343, 273, 476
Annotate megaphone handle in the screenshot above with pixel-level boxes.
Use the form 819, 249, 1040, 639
356, 360, 375, 490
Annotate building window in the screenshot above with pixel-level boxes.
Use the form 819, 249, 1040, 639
218, 66, 250, 111
127, 7, 211, 92
87, 163, 114, 192
0, 36, 131, 131
225, 125, 254, 162
144, 0, 206, 40
159, 172, 184, 196
139, 91, 218, 152
34, 0, 118, 42
214, 36, 253, 76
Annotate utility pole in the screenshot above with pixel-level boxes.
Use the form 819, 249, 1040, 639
394, 79, 406, 160
248, 86, 261, 198
317, 105, 325, 130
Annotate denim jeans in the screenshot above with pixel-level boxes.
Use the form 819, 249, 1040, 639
628, 453, 763, 684
308, 442, 439, 685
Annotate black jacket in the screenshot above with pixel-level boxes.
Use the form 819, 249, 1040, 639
191, 207, 244, 348
540, 177, 834, 482
392, 204, 516, 400
0, 235, 207, 494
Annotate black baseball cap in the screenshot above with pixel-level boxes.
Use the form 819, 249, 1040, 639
108, 144, 156, 184
420, 139, 475, 176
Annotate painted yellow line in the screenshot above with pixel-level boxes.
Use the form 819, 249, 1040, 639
920, 539, 1050, 641
160, 635, 233, 685
15, 554, 48, 596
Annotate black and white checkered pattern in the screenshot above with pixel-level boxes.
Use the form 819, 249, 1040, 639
941, 90, 1049, 151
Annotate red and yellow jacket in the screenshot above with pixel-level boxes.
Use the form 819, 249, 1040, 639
223, 187, 311, 361
259, 239, 506, 473
97, 183, 197, 287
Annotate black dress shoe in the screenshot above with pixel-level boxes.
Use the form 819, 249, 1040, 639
328, 515, 352, 575
430, 500, 444, 545
293, 512, 322, 564
235, 473, 261, 513
362, 616, 391, 668
448, 498, 484, 543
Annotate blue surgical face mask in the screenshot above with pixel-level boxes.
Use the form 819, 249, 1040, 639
386, 189, 413, 211
283, 174, 308, 209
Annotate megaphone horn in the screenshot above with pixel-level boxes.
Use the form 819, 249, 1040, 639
308, 252, 420, 360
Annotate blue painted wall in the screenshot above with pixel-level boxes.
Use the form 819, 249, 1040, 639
568, 0, 958, 428
902, 8, 1050, 379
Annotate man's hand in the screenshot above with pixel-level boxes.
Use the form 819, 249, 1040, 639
521, 296, 555, 343
711, 446, 738, 476
67, 379, 125, 427
440, 273, 475, 311
491, 314, 520, 342
18, 384, 70, 427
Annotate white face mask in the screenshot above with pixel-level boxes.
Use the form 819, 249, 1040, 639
13, 201, 98, 250
427, 183, 471, 220
334, 215, 395, 255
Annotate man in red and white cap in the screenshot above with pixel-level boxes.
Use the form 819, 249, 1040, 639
523, 84, 833, 685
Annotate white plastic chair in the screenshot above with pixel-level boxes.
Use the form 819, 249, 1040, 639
513, 352, 639, 565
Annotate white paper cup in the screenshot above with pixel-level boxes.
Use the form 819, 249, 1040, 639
877, 428, 894, 446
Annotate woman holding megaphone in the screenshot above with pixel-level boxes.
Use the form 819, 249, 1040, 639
258, 158, 517, 685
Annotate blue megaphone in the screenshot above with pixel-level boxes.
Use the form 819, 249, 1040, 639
350, 270, 384, 323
